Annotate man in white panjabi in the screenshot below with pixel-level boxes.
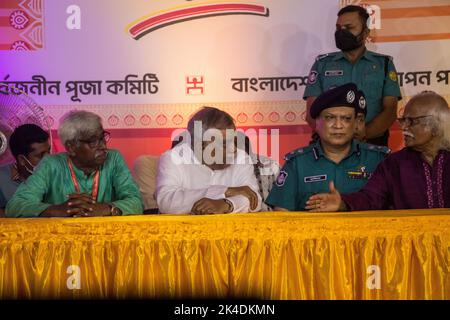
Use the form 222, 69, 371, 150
156, 107, 262, 214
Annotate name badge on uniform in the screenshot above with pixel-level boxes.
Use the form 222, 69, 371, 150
304, 174, 327, 183
325, 70, 344, 77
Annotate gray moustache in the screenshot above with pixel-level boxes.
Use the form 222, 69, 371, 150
402, 131, 414, 138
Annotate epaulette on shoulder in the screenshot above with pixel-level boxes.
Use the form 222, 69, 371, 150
371, 51, 393, 61
315, 53, 334, 62
283, 146, 312, 161
361, 143, 391, 155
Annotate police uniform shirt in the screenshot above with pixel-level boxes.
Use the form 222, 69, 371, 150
265, 140, 389, 211
303, 50, 402, 123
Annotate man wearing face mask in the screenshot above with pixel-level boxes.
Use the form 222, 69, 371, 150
303, 5, 402, 147
0, 124, 50, 214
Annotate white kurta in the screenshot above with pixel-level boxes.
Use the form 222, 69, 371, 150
156, 143, 262, 214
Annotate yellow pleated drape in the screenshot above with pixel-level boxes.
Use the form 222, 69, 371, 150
0, 209, 449, 299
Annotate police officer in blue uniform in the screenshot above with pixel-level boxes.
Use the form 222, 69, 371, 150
303, 5, 402, 146
266, 83, 389, 211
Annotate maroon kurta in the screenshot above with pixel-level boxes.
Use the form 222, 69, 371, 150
342, 148, 450, 210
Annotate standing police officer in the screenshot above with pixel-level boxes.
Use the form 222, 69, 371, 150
303, 5, 402, 146
266, 83, 389, 211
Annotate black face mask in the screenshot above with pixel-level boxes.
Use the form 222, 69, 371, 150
335, 29, 365, 52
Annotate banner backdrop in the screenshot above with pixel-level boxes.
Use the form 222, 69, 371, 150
0, 0, 449, 162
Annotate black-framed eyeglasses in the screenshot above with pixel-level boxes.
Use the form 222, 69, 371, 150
397, 115, 433, 127
78, 131, 110, 148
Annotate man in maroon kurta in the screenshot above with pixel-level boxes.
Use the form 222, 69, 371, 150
306, 91, 450, 211
340, 148, 449, 209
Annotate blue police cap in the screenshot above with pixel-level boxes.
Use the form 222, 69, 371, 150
310, 83, 367, 119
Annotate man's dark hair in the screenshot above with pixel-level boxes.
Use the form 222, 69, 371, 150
187, 107, 235, 138
171, 131, 185, 149
186, 107, 236, 152
9, 124, 49, 159
338, 5, 369, 29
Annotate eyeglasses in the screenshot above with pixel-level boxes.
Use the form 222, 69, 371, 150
397, 115, 433, 127
78, 131, 110, 148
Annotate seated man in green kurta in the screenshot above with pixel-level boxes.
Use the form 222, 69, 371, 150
266, 83, 389, 211
6, 111, 143, 217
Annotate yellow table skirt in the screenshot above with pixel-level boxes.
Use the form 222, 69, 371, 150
1, 210, 449, 299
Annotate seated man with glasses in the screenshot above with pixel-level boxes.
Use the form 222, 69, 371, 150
6, 110, 143, 217
306, 91, 450, 211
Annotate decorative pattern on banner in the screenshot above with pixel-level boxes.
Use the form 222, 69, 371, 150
341, 0, 450, 42
31, 100, 307, 129
20, 95, 449, 130
186, 76, 205, 95
127, 2, 270, 39
0, 0, 44, 51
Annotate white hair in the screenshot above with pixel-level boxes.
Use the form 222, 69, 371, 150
58, 110, 103, 145
409, 91, 450, 151
440, 108, 450, 151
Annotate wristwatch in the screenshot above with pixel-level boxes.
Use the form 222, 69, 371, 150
109, 204, 122, 216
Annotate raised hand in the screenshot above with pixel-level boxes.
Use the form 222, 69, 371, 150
305, 181, 345, 212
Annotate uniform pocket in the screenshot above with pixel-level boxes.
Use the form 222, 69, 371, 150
363, 68, 384, 99
322, 76, 347, 92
